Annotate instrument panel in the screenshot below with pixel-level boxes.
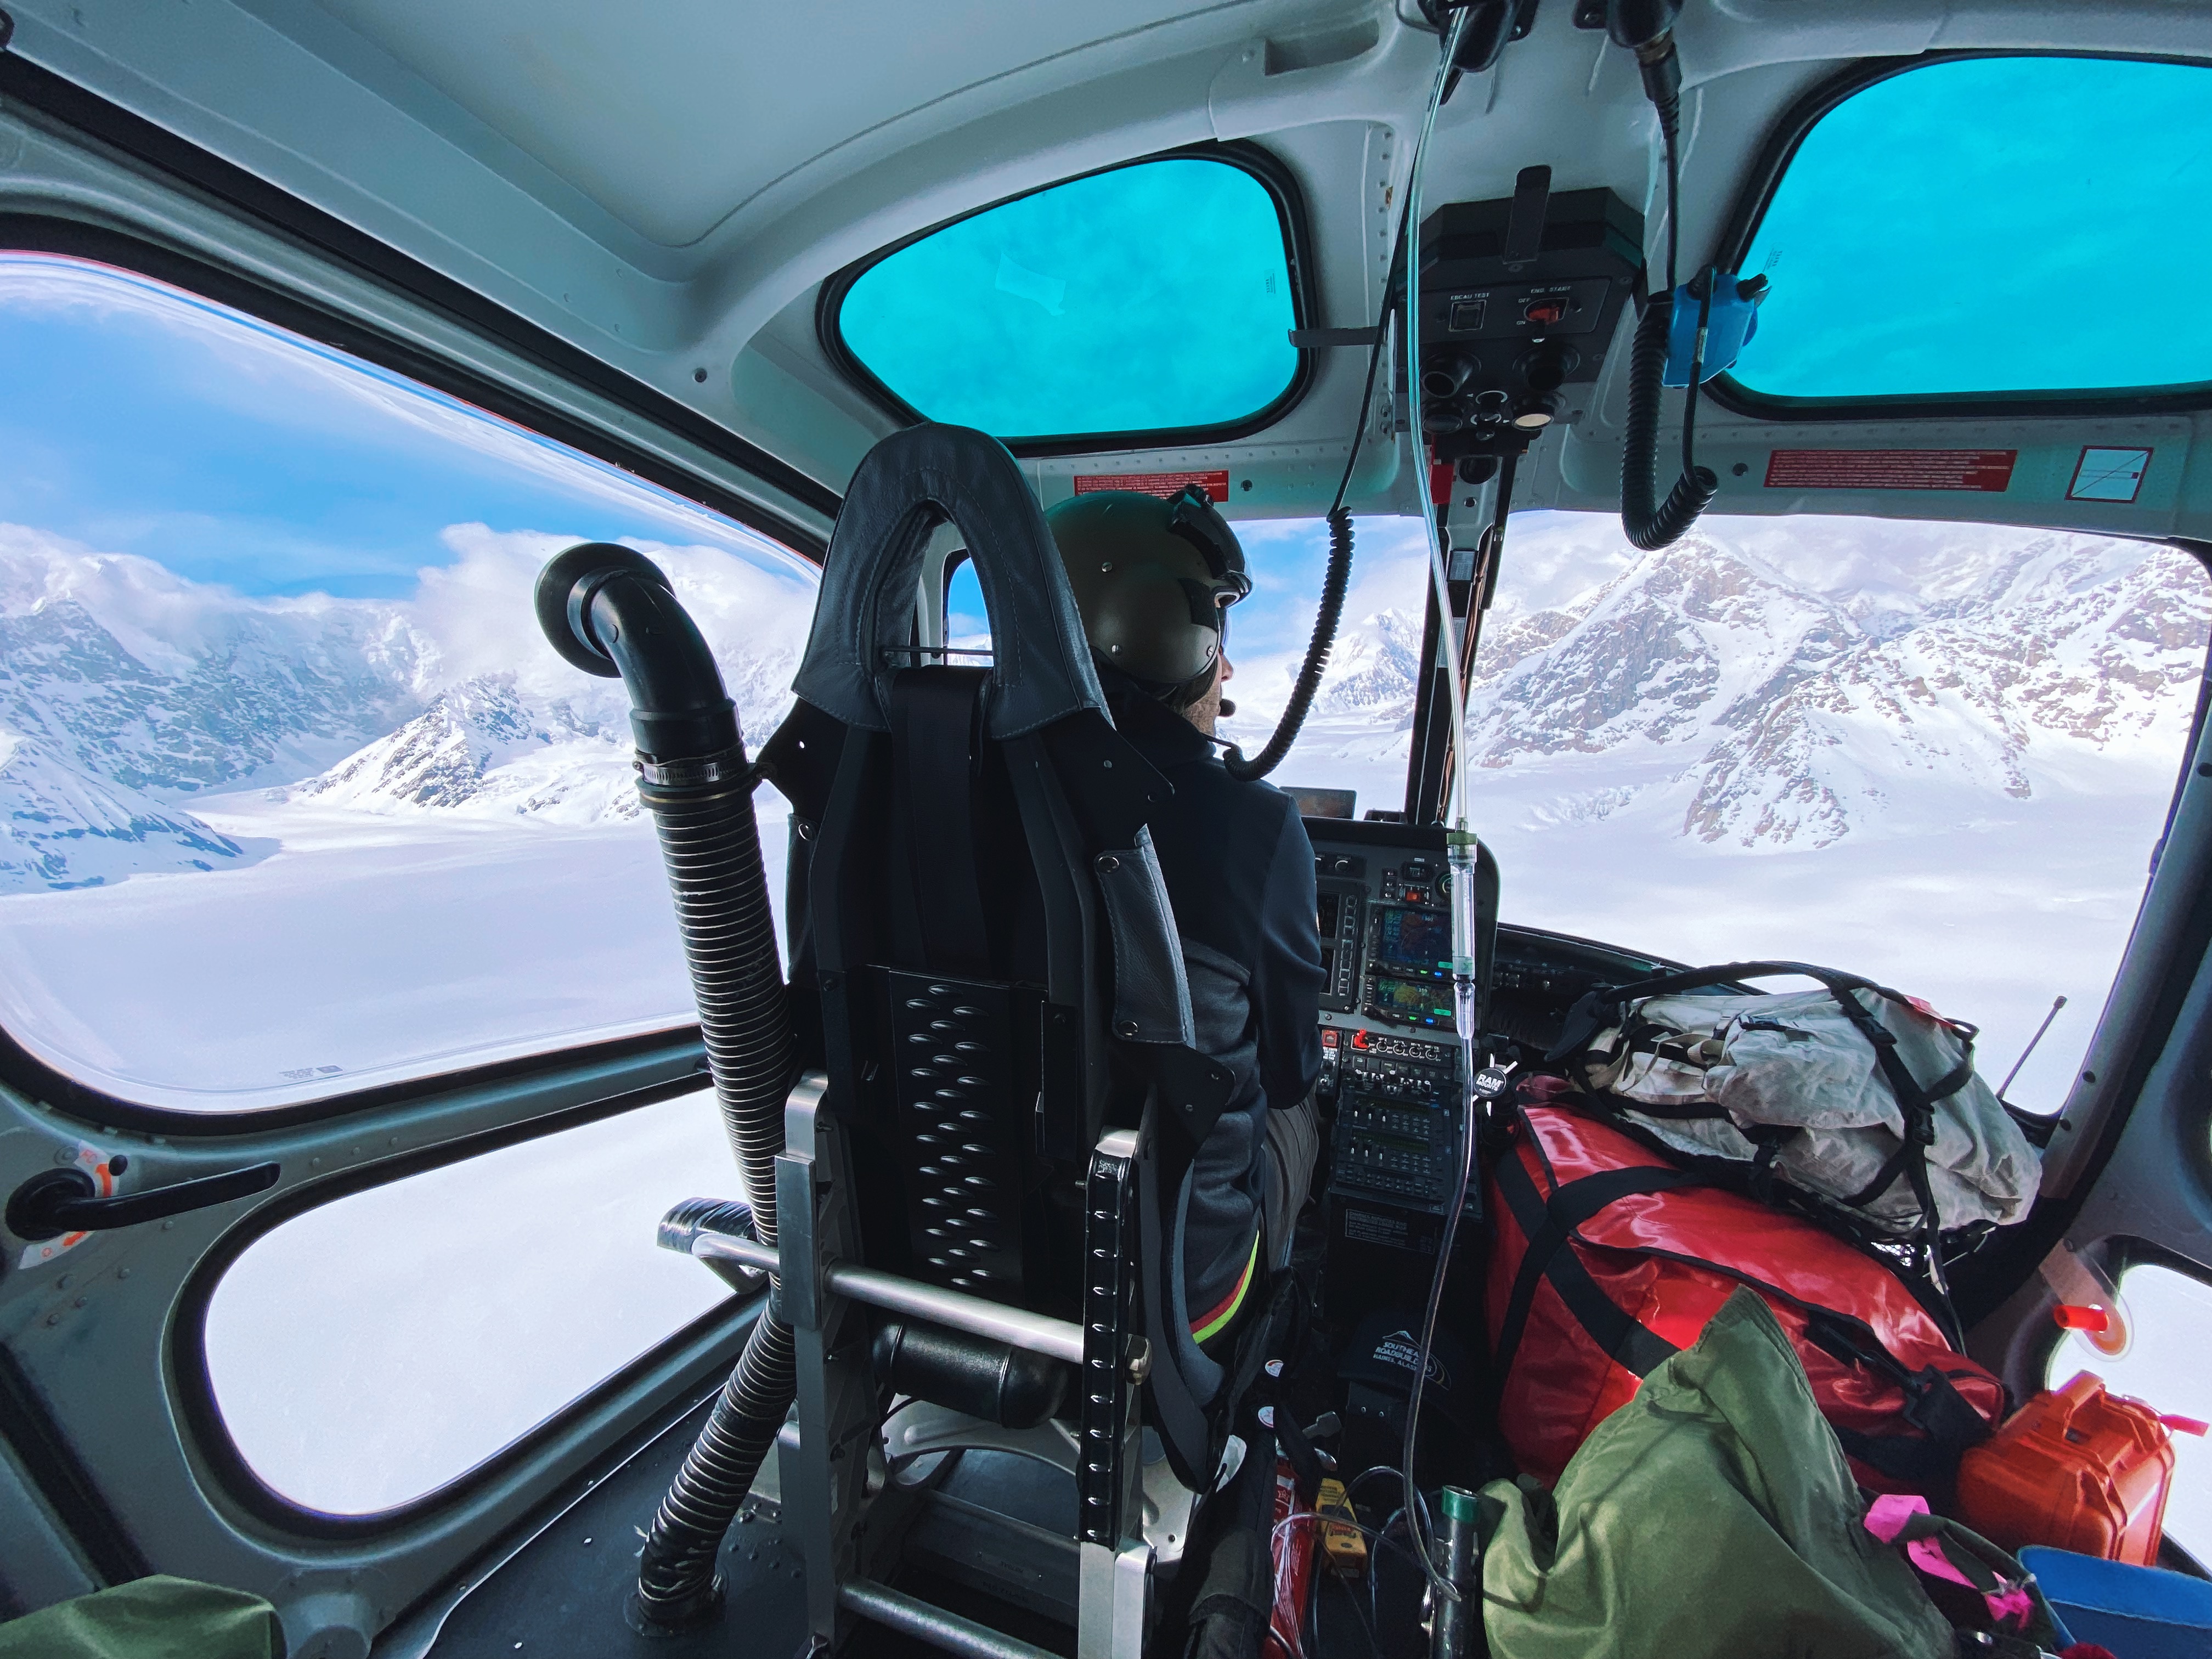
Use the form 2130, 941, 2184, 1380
1306, 820, 1471, 1270
1303, 816, 1689, 1280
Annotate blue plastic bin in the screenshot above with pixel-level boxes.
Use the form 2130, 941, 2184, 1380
2021, 1546, 2212, 1658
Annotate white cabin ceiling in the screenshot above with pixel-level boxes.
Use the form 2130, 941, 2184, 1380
5, 0, 2211, 528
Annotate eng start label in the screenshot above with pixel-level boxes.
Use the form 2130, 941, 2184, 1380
1763, 449, 2017, 493
1071, 468, 1230, 501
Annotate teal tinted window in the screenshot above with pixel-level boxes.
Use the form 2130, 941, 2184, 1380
833, 157, 1301, 440
1730, 57, 2212, 403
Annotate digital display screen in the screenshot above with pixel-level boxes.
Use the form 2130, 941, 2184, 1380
1360, 1129, 1431, 1153
1375, 907, 1450, 972
1318, 891, 1342, 936
1372, 975, 1454, 1025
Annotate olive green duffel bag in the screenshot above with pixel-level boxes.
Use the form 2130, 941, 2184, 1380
1480, 1289, 1957, 1659
0, 1575, 280, 1659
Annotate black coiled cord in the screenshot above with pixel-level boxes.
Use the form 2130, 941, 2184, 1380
1616, 30, 1716, 554
1223, 505, 1353, 781
1620, 297, 1716, 552
1223, 190, 1415, 783
631, 763, 797, 1628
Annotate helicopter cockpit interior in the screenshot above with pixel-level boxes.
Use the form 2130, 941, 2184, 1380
2, 4, 2211, 1658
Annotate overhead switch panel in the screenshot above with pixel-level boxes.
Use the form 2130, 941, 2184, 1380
1415, 178, 1644, 461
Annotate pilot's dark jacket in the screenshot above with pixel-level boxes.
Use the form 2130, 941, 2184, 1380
1106, 683, 1324, 1337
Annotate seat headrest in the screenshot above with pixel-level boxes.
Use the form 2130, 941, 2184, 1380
792, 424, 1108, 738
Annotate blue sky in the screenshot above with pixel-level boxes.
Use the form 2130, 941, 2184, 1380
0, 256, 804, 598
0, 252, 1338, 684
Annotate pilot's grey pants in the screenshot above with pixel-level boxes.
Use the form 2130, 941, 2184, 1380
1259, 1094, 1321, 1271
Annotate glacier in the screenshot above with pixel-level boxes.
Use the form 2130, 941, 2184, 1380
1, 505, 2188, 1530
0, 507, 2201, 1122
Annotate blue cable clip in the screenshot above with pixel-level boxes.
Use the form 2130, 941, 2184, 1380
1662, 269, 1771, 387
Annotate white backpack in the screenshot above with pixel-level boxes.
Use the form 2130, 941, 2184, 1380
1547, 962, 2042, 1245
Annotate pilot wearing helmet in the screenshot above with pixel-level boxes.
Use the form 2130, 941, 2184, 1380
1046, 486, 1323, 1351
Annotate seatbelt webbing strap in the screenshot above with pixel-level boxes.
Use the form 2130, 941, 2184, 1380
889, 667, 991, 975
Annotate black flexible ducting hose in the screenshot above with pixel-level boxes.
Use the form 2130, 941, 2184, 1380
534, 542, 796, 1629
1612, 3, 1716, 553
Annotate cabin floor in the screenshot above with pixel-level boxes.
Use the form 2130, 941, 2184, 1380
415, 1387, 1106, 1659
414, 1217, 1464, 1659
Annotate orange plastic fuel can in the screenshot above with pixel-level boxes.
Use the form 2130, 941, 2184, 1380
1955, 1372, 2182, 1565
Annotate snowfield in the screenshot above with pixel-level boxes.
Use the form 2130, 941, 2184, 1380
1227, 514, 2209, 1114
0, 522, 806, 1108
3, 507, 2207, 1527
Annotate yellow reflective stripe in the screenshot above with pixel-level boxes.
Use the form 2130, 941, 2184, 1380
1189, 1229, 1261, 1344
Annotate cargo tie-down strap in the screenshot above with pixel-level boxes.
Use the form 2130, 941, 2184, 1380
1551, 959, 1979, 1348
1490, 1136, 1993, 1488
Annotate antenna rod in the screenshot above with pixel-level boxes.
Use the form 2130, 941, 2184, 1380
1999, 995, 2068, 1099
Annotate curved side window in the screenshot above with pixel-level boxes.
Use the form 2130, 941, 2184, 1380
201, 1088, 740, 1515
1728, 55, 2212, 405
831, 154, 1303, 444
1209, 509, 2208, 1114
0, 253, 815, 1113
2046, 1263, 2211, 1560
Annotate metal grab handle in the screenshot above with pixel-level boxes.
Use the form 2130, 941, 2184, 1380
6, 1162, 280, 1242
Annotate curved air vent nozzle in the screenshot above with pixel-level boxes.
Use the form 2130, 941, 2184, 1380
534, 541, 740, 761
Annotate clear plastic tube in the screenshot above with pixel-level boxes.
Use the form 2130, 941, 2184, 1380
1396, 5, 1482, 1612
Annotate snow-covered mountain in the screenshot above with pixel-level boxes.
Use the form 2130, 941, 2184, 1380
4, 509, 2202, 891
1312, 607, 1425, 723
1227, 521, 2209, 851
0, 528, 427, 796
0, 525, 812, 887
0, 733, 249, 891
292, 676, 644, 824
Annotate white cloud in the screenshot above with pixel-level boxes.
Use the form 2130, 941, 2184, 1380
406, 524, 819, 704
0, 513, 816, 721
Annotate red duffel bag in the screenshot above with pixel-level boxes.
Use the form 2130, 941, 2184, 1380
1487, 1085, 2007, 1492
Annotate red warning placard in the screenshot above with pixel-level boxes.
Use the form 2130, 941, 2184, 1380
1763, 449, 2017, 493
1071, 469, 1231, 501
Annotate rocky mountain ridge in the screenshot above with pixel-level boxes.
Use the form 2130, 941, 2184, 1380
1242, 526, 2208, 850
4, 517, 2202, 892
0, 532, 803, 890
0, 732, 247, 891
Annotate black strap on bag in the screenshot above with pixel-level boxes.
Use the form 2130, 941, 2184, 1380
1799, 1308, 1994, 1492
1491, 1123, 1992, 1487
1548, 960, 1978, 1347
1489, 1153, 1706, 1383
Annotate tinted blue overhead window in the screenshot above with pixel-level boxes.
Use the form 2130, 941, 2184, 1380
1729, 56, 2212, 404
832, 156, 1302, 442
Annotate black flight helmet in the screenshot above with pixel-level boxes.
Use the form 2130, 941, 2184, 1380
1045, 485, 1251, 708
